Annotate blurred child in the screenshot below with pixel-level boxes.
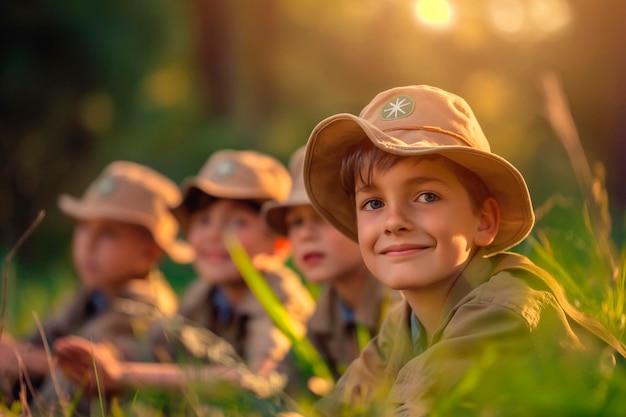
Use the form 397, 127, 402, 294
0, 161, 191, 412
262, 146, 399, 402
302, 85, 626, 415
54, 149, 315, 414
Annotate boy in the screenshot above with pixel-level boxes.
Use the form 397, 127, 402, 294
263, 146, 399, 400
302, 85, 626, 415
0, 161, 191, 411
54, 150, 315, 414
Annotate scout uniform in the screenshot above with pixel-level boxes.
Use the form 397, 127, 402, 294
314, 251, 626, 416
148, 150, 314, 393
156, 258, 312, 370
18, 161, 193, 412
263, 146, 399, 396
306, 274, 391, 380
301, 85, 626, 415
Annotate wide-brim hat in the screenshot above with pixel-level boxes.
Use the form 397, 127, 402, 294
303, 85, 535, 256
59, 161, 195, 264
262, 146, 311, 236
175, 149, 292, 227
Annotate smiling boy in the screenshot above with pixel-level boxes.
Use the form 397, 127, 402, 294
303, 85, 626, 415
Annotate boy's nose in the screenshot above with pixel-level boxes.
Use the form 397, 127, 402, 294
383, 204, 413, 234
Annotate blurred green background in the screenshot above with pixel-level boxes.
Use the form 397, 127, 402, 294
2, 0, 625, 335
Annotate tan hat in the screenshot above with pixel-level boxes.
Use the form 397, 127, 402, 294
58, 161, 195, 264
261, 146, 311, 236
303, 85, 535, 255
176, 149, 292, 222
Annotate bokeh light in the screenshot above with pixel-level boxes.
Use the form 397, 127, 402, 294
414, 0, 453, 28
488, 0, 572, 41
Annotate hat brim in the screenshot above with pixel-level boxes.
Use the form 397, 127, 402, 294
59, 195, 195, 264
303, 114, 534, 256
261, 184, 312, 236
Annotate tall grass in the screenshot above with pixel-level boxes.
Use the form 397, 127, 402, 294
2, 75, 625, 416
533, 73, 625, 341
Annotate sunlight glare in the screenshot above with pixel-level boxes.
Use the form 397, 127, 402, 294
414, 0, 453, 27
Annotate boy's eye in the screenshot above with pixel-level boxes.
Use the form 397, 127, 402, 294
362, 199, 384, 211
228, 217, 247, 229
193, 212, 211, 226
417, 192, 439, 203
285, 216, 304, 230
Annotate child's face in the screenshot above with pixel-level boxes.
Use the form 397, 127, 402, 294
72, 219, 159, 294
354, 156, 496, 294
285, 205, 365, 285
187, 199, 276, 285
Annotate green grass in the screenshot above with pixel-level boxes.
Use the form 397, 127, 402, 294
2, 74, 626, 416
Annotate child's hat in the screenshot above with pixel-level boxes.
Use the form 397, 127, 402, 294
303, 85, 535, 255
58, 161, 195, 264
261, 146, 310, 236
176, 149, 292, 222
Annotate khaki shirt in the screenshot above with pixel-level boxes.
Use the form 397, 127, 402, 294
31, 270, 177, 350
280, 274, 400, 405
27, 271, 178, 412
308, 273, 399, 379
153, 261, 314, 368
314, 251, 626, 416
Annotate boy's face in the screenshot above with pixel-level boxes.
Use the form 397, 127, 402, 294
354, 156, 497, 295
285, 205, 365, 285
72, 219, 160, 294
187, 199, 276, 285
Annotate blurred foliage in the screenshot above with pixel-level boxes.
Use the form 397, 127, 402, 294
1, 3, 626, 414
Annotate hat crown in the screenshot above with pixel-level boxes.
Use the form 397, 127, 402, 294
359, 85, 491, 152
190, 149, 291, 203
59, 161, 194, 263
84, 161, 181, 209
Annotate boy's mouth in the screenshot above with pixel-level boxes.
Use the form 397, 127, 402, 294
198, 250, 231, 262
380, 243, 428, 256
301, 251, 326, 266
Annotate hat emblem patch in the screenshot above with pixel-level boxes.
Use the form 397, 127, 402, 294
97, 177, 117, 197
380, 95, 415, 120
215, 160, 235, 177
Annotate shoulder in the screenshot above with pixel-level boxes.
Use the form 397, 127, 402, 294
468, 270, 554, 327
177, 279, 212, 319
446, 252, 561, 328
262, 263, 315, 312
308, 285, 337, 326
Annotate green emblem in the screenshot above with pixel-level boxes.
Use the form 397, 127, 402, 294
380, 95, 415, 120
97, 177, 117, 196
215, 160, 235, 177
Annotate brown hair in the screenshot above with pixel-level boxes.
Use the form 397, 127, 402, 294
176, 187, 264, 233
339, 139, 492, 213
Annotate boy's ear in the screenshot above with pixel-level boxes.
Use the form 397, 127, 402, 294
474, 197, 500, 247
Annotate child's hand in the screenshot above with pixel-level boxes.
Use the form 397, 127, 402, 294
54, 336, 123, 396
0, 339, 49, 378
0, 339, 20, 376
